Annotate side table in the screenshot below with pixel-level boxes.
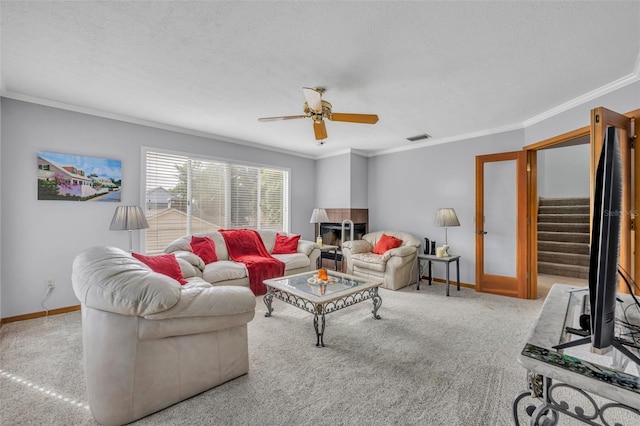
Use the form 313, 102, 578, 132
317, 244, 340, 270
416, 254, 460, 296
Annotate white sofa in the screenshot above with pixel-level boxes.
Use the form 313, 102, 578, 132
342, 230, 421, 291
72, 246, 256, 425
164, 229, 320, 287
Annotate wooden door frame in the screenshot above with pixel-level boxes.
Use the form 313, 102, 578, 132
475, 150, 527, 298
523, 108, 640, 299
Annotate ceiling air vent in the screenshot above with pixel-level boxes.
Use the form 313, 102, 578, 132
406, 134, 431, 142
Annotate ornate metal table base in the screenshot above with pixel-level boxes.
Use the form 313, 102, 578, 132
513, 372, 640, 426
264, 286, 382, 347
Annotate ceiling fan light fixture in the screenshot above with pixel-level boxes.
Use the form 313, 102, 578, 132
406, 133, 431, 142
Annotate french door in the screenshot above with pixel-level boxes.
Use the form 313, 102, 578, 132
475, 151, 527, 298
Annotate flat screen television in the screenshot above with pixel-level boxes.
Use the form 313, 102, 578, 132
589, 125, 622, 354
554, 126, 639, 366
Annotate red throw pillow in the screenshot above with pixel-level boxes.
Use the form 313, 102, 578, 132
190, 235, 218, 264
132, 252, 188, 285
272, 233, 300, 254
372, 234, 403, 255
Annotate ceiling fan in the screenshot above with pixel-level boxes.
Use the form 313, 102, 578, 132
258, 87, 379, 141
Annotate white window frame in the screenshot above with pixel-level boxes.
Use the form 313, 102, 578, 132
140, 146, 291, 253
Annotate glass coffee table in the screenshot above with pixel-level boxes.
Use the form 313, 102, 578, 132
263, 270, 383, 347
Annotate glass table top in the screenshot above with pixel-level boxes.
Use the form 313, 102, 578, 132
264, 270, 381, 301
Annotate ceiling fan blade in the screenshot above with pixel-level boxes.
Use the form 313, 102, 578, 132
303, 87, 323, 113
313, 121, 327, 140
329, 113, 379, 124
258, 115, 308, 122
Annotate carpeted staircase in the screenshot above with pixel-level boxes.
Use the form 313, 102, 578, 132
537, 197, 590, 279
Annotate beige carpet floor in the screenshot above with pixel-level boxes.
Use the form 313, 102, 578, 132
0, 281, 632, 425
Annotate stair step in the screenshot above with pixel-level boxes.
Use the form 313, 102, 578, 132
538, 251, 589, 266
538, 261, 589, 279
538, 231, 590, 244
538, 205, 590, 215
538, 222, 590, 233
539, 197, 590, 207
538, 213, 589, 223
538, 241, 590, 255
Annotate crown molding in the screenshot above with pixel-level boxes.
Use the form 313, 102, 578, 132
372, 122, 525, 157
4, 57, 640, 161
0, 91, 317, 160
522, 70, 639, 128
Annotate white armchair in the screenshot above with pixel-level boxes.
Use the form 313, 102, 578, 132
342, 230, 421, 290
72, 246, 256, 425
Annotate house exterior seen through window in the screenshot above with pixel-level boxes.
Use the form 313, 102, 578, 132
143, 149, 289, 253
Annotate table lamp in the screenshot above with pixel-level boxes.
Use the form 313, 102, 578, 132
310, 208, 329, 246
110, 206, 149, 252
434, 208, 460, 256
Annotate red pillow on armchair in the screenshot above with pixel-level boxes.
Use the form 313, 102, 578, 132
272, 233, 300, 254
132, 252, 188, 285
372, 234, 403, 255
190, 235, 218, 264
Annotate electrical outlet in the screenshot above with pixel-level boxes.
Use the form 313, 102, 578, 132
46, 279, 55, 290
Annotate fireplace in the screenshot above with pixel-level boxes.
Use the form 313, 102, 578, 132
315, 208, 368, 271
319, 222, 367, 247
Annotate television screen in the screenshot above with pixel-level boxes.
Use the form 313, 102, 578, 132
589, 125, 622, 353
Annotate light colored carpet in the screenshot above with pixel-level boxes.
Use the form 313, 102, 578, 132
0, 282, 616, 425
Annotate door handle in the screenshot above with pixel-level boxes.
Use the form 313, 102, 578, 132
478, 230, 488, 235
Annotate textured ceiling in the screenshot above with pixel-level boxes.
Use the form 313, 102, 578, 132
2, 1, 639, 158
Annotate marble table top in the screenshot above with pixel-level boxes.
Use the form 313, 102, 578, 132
517, 283, 640, 409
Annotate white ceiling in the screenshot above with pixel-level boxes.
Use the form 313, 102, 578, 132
2, 1, 639, 159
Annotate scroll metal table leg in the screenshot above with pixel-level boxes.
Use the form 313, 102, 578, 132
263, 288, 274, 317
456, 259, 460, 292
371, 288, 382, 319
314, 306, 325, 347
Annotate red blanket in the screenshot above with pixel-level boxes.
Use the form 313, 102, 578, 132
219, 229, 285, 295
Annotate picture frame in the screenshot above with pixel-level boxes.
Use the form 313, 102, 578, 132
37, 151, 122, 201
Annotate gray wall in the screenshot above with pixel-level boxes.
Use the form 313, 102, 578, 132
315, 151, 369, 209
350, 153, 368, 208
316, 153, 350, 208
368, 81, 638, 286
537, 144, 590, 199
524, 81, 640, 144
368, 130, 524, 284
0, 99, 316, 318
1, 79, 638, 318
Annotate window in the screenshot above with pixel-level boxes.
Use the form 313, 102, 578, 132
143, 149, 289, 253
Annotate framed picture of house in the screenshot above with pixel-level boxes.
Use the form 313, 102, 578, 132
37, 151, 122, 201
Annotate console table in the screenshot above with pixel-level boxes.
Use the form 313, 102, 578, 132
513, 284, 640, 425
416, 253, 460, 296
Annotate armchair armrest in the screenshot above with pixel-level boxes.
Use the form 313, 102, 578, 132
296, 239, 317, 256
173, 250, 205, 272
144, 286, 256, 320
342, 239, 373, 254
382, 245, 417, 261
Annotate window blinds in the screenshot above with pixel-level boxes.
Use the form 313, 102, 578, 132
144, 150, 289, 253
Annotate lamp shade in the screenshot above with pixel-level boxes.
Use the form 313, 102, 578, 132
309, 208, 330, 223
109, 206, 149, 231
434, 208, 460, 228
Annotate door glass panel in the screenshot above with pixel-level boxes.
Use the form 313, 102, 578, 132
484, 160, 517, 277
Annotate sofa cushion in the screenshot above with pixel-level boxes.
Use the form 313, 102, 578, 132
272, 233, 300, 254
202, 260, 247, 284
190, 235, 217, 264
132, 252, 188, 285
272, 252, 311, 270
352, 253, 387, 272
372, 234, 403, 254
